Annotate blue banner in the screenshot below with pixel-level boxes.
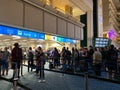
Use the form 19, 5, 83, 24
0, 25, 45, 40
0, 25, 76, 43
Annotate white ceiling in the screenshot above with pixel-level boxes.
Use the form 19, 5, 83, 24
0, 34, 45, 47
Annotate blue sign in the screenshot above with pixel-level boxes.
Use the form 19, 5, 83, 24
0, 25, 18, 35
0, 25, 45, 40
0, 25, 76, 43
70, 39, 76, 44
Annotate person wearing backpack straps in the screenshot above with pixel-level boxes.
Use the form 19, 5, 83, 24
106, 45, 118, 78
11, 43, 23, 79
27, 47, 34, 72
1, 47, 10, 76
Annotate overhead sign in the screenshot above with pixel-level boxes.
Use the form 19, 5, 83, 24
45, 34, 76, 44
0, 25, 45, 40
0, 25, 76, 44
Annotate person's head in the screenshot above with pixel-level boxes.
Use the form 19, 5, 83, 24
94, 48, 98, 51
54, 47, 57, 51
14, 43, 19, 47
29, 47, 32, 50
38, 46, 42, 50
110, 45, 114, 49
4, 47, 8, 51
89, 45, 93, 49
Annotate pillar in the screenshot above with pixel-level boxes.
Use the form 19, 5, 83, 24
87, 10, 93, 47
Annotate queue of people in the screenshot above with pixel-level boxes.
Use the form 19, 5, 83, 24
46, 45, 120, 79
0, 43, 120, 81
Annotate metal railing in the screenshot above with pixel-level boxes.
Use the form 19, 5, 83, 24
85, 72, 88, 90
0, 61, 19, 90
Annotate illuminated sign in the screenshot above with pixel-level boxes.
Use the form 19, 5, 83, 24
57, 36, 62, 42
45, 34, 57, 41
0, 25, 45, 40
0, 25, 76, 44
45, 34, 52, 40
108, 29, 118, 40
45, 34, 76, 44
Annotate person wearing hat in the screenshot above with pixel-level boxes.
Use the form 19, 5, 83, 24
11, 43, 23, 79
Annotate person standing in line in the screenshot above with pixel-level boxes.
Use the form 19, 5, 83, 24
106, 45, 118, 78
36, 47, 46, 83
27, 47, 34, 72
61, 47, 67, 74
88, 46, 94, 68
93, 48, 102, 76
0, 49, 3, 76
11, 43, 23, 79
52, 47, 60, 69
66, 47, 71, 67
1, 47, 10, 76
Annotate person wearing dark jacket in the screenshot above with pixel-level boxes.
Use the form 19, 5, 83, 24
27, 47, 34, 72
106, 45, 118, 78
11, 43, 22, 79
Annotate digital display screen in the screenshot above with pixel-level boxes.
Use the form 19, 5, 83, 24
95, 37, 109, 47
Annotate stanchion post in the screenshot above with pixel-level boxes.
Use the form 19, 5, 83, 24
13, 62, 18, 90
21, 61, 23, 76
13, 78, 18, 90
85, 72, 88, 90
0, 62, 1, 77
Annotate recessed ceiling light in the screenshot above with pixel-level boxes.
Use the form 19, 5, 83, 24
0, 34, 3, 36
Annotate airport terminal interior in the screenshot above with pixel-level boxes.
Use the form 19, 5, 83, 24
0, 0, 120, 90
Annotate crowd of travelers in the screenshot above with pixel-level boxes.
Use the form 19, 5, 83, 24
47, 45, 120, 78
0, 43, 120, 82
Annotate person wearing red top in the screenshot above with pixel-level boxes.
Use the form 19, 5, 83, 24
11, 43, 22, 79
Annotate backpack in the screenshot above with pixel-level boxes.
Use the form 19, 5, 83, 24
28, 51, 34, 59
109, 50, 118, 60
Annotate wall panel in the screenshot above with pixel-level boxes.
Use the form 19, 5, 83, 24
75, 26, 80, 39
44, 12, 57, 34
67, 23, 74, 38
0, 0, 23, 26
57, 18, 67, 36
25, 4, 43, 31
80, 28, 84, 40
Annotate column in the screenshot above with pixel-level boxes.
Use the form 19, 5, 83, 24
87, 10, 93, 47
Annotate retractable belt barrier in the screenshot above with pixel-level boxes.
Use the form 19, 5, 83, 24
85, 72, 88, 90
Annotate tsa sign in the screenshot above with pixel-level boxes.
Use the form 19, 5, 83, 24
0, 25, 17, 35
17, 30, 22, 36
52, 36, 57, 41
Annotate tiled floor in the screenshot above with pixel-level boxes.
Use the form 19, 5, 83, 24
0, 66, 120, 90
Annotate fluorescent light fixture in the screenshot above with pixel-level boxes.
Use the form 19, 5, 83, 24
4, 42, 9, 43
30, 39, 36, 40
0, 34, 3, 36
52, 43, 60, 47
37, 44, 42, 47
21, 40, 27, 41
12, 35, 21, 39
38, 39, 44, 41
3, 39, 10, 41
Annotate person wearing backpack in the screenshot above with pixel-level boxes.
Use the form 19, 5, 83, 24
36, 47, 46, 83
52, 47, 60, 69
0, 49, 3, 76
1, 47, 10, 76
27, 47, 34, 72
11, 43, 23, 79
106, 45, 118, 78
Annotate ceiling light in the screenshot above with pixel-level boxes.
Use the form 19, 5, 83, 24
0, 34, 3, 36
22, 40, 27, 41
3, 39, 10, 41
12, 35, 21, 39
